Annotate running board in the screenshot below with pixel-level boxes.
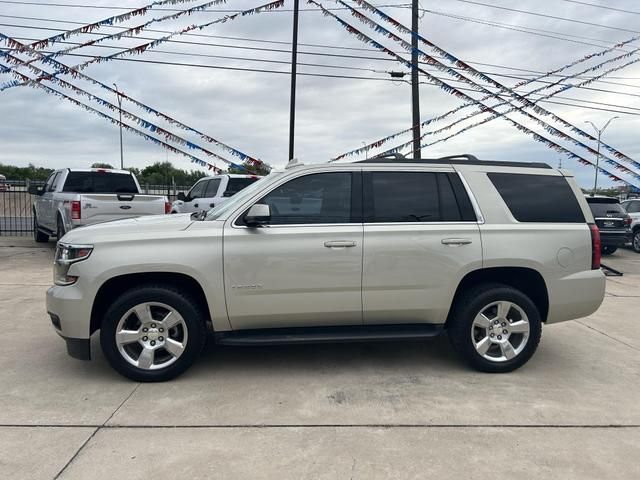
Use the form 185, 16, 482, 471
215, 324, 444, 346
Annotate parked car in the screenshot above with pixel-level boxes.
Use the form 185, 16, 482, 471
29, 168, 170, 242
585, 195, 631, 255
621, 198, 640, 253
46, 155, 605, 381
0, 173, 8, 191
170, 174, 261, 214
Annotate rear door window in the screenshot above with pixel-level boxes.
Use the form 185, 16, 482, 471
62, 172, 138, 193
364, 171, 476, 222
623, 201, 640, 213
488, 173, 585, 223
188, 180, 207, 199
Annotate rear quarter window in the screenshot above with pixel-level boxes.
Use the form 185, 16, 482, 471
488, 173, 585, 223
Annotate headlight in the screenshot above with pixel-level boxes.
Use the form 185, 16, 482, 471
54, 243, 93, 286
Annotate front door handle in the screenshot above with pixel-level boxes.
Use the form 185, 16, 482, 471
441, 238, 472, 246
324, 240, 357, 248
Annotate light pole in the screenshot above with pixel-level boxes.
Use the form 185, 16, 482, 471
288, 0, 300, 161
585, 116, 618, 196
113, 83, 124, 169
362, 141, 368, 160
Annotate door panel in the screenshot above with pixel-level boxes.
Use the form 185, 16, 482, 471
363, 223, 481, 324
223, 225, 363, 329
361, 169, 482, 324
223, 170, 363, 330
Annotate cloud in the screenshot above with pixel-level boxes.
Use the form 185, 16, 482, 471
0, 0, 639, 189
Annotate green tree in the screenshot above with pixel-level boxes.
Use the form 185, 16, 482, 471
91, 162, 114, 168
0, 163, 53, 180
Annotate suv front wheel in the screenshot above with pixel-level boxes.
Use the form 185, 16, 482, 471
100, 285, 207, 381
448, 284, 542, 373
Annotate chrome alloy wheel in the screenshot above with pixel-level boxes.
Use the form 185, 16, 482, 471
470, 301, 530, 362
115, 302, 189, 370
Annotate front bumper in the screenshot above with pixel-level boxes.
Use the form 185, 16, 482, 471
47, 282, 94, 359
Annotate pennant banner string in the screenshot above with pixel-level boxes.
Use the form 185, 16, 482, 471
0, 34, 262, 167
1, 0, 203, 56
0, 61, 245, 174
308, 0, 639, 188
336, 0, 640, 176
380, 55, 640, 174
12, 0, 229, 74
333, 33, 640, 161
3, 0, 284, 87
350, 0, 640, 171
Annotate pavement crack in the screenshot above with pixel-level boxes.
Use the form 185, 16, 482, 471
576, 321, 640, 352
52, 383, 141, 478
53, 426, 99, 480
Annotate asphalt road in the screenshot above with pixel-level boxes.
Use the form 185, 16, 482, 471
0, 236, 639, 479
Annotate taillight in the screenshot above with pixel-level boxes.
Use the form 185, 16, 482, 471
165, 201, 171, 214
71, 200, 81, 220
625, 215, 632, 226
589, 223, 601, 270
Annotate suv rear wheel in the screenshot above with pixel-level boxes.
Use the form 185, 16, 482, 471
448, 284, 542, 373
100, 285, 207, 382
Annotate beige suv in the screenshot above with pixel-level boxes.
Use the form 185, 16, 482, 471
46, 155, 606, 381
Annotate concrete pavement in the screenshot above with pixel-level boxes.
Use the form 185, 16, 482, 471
0, 236, 638, 479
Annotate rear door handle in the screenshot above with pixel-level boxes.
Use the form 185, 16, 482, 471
441, 238, 472, 246
324, 240, 357, 248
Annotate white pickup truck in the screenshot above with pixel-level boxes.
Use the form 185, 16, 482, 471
30, 168, 170, 242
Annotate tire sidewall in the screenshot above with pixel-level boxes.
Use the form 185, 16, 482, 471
100, 286, 206, 382
633, 230, 640, 253
449, 285, 542, 373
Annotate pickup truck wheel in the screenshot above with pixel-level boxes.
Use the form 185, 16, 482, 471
633, 230, 640, 253
100, 285, 206, 382
33, 214, 49, 243
448, 284, 542, 373
601, 246, 617, 255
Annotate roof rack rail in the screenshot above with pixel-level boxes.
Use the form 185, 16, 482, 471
371, 152, 406, 160
436, 154, 479, 161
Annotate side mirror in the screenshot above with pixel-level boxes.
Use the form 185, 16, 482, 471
176, 192, 186, 201
244, 203, 271, 227
223, 190, 235, 197
28, 185, 44, 196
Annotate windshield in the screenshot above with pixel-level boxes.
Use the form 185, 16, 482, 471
205, 172, 282, 220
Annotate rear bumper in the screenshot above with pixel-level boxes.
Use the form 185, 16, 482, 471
546, 269, 606, 324
599, 230, 628, 247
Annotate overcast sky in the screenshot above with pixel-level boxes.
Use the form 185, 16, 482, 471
1, 0, 639, 188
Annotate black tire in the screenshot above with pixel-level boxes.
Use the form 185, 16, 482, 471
33, 213, 49, 243
632, 229, 640, 254
56, 215, 65, 240
601, 245, 617, 255
100, 284, 207, 382
448, 283, 542, 373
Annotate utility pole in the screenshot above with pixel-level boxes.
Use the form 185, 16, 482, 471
362, 141, 368, 160
411, 0, 421, 159
585, 116, 618, 196
113, 83, 124, 169
288, 0, 300, 161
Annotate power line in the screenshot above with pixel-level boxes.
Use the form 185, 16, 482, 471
3, 46, 639, 117
3, 19, 640, 90
6, 35, 640, 102
448, 0, 640, 34
0, 0, 411, 12
558, 0, 640, 16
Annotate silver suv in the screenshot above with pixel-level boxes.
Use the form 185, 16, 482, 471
46, 155, 606, 381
